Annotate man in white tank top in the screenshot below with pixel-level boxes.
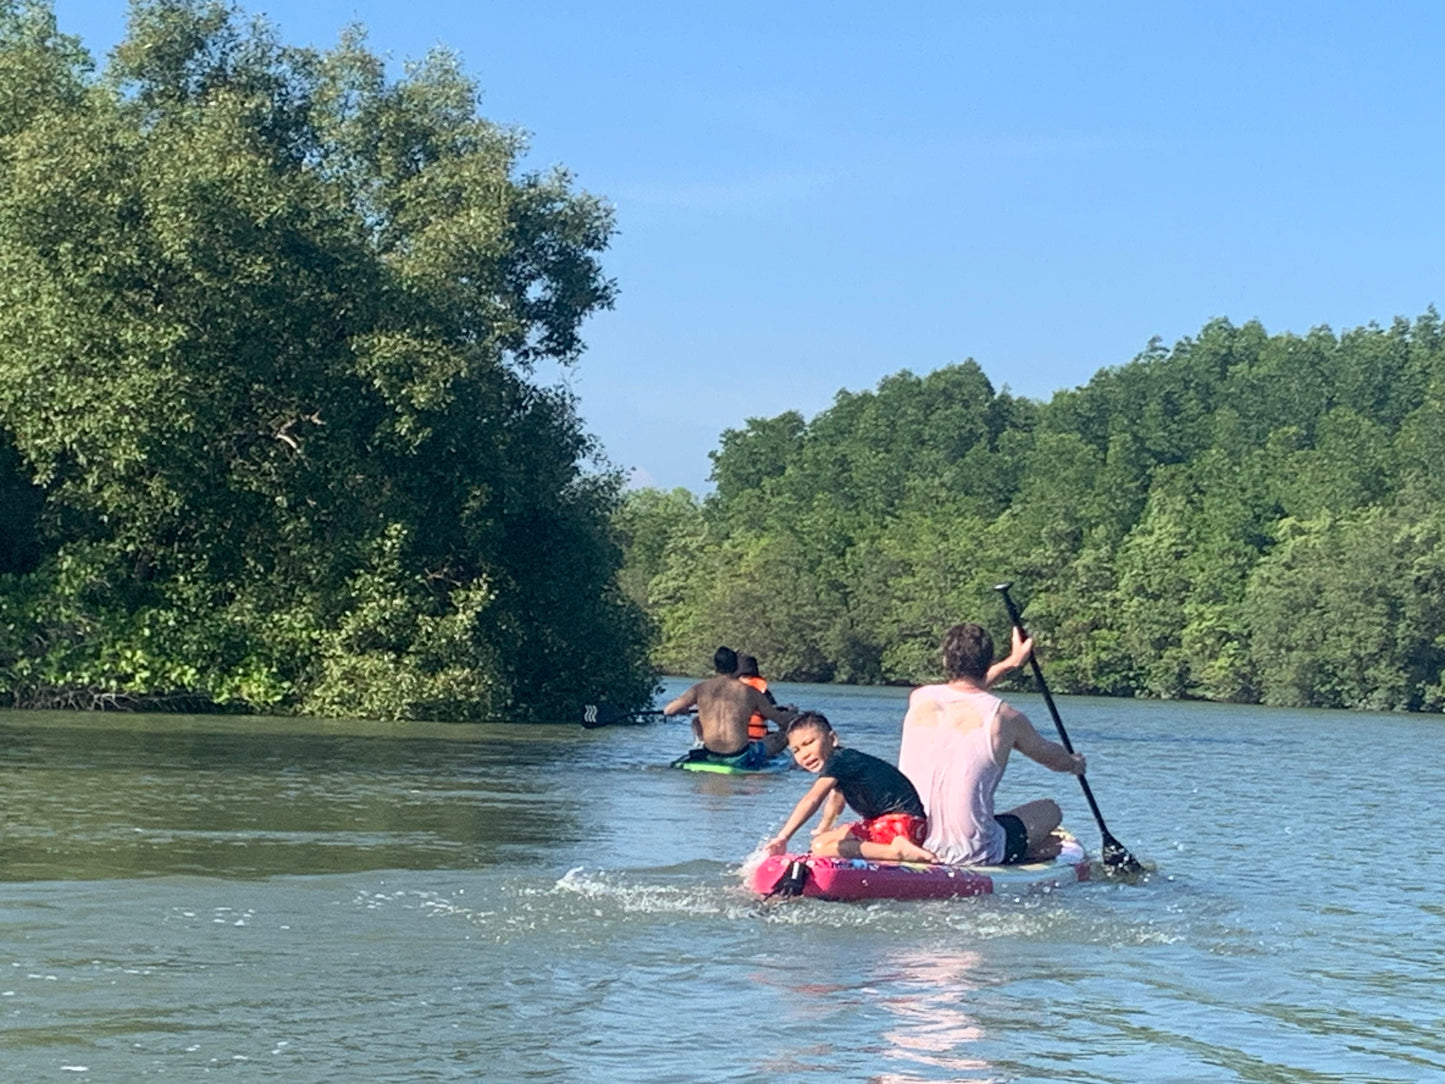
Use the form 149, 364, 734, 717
897, 623, 1086, 866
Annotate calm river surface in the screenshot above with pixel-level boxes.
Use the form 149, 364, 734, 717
3, 679, 1444, 1081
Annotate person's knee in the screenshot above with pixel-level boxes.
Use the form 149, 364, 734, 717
1019, 798, 1061, 839
1034, 803, 1069, 838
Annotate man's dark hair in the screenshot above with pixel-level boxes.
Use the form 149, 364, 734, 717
942, 623, 994, 681
787, 710, 832, 735
737, 654, 760, 678
713, 645, 738, 674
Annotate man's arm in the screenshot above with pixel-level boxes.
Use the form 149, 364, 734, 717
763, 775, 838, 855
1003, 705, 1086, 774
750, 686, 797, 726
663, 684, 699, 717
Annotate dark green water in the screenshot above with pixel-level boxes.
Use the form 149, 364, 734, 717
3, 684, 1443, 1081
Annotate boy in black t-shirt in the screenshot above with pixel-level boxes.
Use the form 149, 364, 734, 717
762, 712, 936, 863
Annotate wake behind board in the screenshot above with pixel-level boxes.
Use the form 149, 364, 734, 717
670, 749, 794, 775
748, 833, 1090, 901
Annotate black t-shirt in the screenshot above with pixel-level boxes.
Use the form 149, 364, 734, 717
821, 747, 925, 820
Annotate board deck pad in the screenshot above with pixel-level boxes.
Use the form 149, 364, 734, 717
671, 750, 794, 774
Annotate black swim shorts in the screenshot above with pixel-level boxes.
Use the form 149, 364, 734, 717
994, 813, 1029, 864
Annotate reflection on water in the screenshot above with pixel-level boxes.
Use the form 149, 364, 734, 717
876, 950, 993, 1082
0, 712, 585, 881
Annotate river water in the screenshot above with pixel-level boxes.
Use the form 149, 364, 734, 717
2, 679, 1443, 1081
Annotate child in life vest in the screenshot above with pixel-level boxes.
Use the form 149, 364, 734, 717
737, 654, 775, 741
762, 712, 936, 863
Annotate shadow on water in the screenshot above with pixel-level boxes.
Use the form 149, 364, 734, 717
0, 711, 589, 882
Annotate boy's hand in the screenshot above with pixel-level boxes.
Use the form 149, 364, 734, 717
762, 836, 789, 856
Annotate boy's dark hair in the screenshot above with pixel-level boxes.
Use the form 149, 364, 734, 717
713, 645, 738, 674
942, 622, 994, 680
787, 710, 832, 735
737, 654, 760, 678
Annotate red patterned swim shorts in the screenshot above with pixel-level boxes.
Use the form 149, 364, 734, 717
845, 812, 928, 847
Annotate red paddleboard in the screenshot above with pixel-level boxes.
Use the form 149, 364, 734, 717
747, 833, 1091, 901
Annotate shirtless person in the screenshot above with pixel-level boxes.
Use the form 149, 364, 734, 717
898, 623, 1086, 865
664, 646, 797, 769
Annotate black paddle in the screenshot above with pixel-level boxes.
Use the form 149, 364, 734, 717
580, 705, 668, 729
994, 582, 1145, 874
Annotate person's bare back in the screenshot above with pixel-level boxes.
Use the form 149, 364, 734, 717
665, 674, 795, 756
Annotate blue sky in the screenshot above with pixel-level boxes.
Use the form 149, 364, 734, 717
51, 1, 1445, 493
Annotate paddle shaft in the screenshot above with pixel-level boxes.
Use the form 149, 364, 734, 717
995, 583, 1141, 870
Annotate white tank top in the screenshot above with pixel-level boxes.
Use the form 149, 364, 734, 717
897, 684, 1008, 865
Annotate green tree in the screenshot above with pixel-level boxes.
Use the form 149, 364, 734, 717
614, 486, 701, 611
0, 0, 651, 719
1246, 507, 1445, 710
627, 250, 1445, 711
708, 411, 804, 505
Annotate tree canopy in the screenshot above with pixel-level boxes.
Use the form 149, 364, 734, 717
0, 0, 653, 720
625, 315, 1445, 712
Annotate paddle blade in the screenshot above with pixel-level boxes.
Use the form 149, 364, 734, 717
580, 705, 666, 728
1101, 832, 1146, 875
581, 704, 623, 728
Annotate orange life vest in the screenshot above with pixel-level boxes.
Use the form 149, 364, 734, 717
740, 674, 769, 740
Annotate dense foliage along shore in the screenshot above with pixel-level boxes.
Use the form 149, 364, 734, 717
0, 1, 653, 720
621, 315, 1445, 712
5, 4, 1440, 721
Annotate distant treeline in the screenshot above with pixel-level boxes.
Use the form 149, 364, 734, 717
620, 314, 1445, 712
0, 1, 654, 720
